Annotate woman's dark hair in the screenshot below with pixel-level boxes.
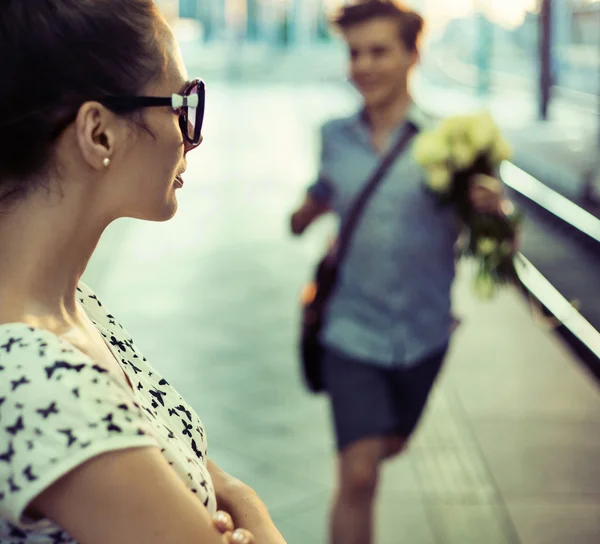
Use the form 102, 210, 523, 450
0, 0, 167, 204
332, 0, 424, 53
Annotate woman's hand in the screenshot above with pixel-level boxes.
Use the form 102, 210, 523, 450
207, 459, 287, 544
212, 510, 255, 543
207, 458, 254, 511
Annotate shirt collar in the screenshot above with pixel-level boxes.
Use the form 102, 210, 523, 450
351, 101, 432, 132
406, 102, 433, 130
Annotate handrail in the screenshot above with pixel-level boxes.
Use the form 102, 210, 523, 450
515, 254, 600, 361
500, 161, 600, 244
501, 160, 600, 369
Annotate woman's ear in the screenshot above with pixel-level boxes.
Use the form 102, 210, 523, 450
74, 102, 118, 170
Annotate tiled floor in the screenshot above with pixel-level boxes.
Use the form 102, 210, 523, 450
84, 84, 600, 543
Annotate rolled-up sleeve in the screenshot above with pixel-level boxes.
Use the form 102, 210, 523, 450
307, 177, 333, 204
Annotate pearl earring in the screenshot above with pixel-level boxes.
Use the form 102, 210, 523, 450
103, 158, 111, 168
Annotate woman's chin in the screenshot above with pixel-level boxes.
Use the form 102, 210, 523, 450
159, 199, 179, 222
131, 199, 179, 223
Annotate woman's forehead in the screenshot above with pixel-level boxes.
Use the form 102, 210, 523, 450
156, 39, 189, 94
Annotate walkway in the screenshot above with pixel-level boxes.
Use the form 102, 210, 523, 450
84, 84, 600, 543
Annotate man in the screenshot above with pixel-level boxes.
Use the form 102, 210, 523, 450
290, 2, 503, 543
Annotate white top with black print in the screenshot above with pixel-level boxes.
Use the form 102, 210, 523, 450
0, 282, 216, 543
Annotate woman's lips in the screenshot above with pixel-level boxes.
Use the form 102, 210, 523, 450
174, 174, 184, 188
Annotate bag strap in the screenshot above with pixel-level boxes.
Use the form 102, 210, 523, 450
335, 121, 419, 265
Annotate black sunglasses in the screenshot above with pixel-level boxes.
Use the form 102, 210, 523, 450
98, 79, 205, 146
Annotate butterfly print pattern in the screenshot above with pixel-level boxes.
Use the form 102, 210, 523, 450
0, 282, 215, 542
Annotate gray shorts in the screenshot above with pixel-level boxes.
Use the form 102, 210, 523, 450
322, 345, 447, 452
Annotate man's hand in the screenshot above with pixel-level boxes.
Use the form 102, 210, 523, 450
469, 173, 521, 253
290, 195, 330, 235
469, 173, 504, 215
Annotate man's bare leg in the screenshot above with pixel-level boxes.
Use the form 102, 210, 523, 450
329, 437, 406, 544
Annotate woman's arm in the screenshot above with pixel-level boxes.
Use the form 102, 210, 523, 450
32, 446, 229, 544
207, 459, 287, 544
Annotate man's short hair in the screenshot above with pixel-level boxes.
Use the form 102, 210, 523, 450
332, 0, 424, 53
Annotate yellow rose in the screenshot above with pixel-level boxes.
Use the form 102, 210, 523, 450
490, 136, 512, 163
450, 140, 477, 169
439, 115, 471, 139
413, 132, 450, 167
427, 165, 452, 193
477, 237, 497, 256
473, 272, 496, 301
467, 112, 499, 152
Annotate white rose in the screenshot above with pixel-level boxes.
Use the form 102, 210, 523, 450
473, 272, 496, 301
467, 112, 499, 153
477, 237, 497, 256
490, 136, 512, 163
427, 165, 452, 193
450, 140, 477, 170
413, 132, 450, 167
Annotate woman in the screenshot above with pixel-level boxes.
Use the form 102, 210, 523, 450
0, 1, 286, 543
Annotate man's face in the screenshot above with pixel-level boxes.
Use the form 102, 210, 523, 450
344, 18, 418, 108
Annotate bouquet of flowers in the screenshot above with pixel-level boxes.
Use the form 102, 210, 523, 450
413, 111, 522, 300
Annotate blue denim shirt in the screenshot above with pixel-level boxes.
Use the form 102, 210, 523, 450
309, 105, 459, 367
